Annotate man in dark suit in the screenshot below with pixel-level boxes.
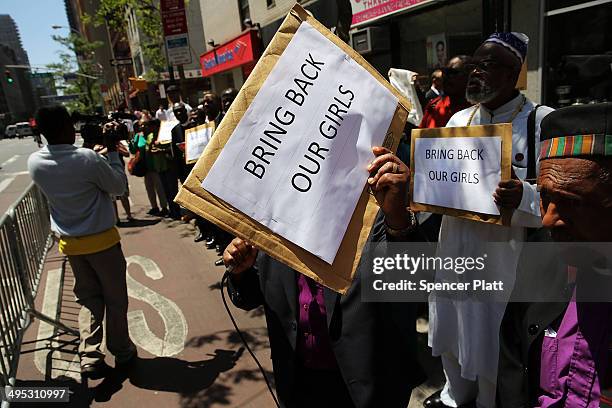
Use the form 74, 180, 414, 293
424, 69, 443, 103
170, 102, 194, 183
223, 146, 425, 408
498, 103, 612, 407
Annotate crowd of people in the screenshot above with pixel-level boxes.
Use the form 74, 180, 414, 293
26, 29, 610, 408
101, 85, 239, 260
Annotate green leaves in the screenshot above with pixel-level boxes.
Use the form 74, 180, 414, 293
46, 32, 103, 113
96, 0, 165, 81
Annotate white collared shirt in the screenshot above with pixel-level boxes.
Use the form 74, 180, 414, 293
428, 93, 554, 384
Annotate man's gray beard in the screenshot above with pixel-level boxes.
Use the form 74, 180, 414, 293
466, 79, 501, 104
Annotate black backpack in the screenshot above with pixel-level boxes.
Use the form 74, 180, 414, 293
526, 105, 551, 241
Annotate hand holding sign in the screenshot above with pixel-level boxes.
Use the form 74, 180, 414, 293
223, 238, 258, 277
367, 146, 412, 229
493, 168, 523, 209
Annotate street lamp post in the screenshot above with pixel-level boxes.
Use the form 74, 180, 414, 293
207, 39, 219, 92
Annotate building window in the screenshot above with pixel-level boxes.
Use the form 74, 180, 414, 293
267, 0, 275, 9
238, 0, 251, 30
544, 3, 612, 107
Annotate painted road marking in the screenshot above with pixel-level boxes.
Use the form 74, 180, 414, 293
5, 171, 28, 177
35, 256, 188, 377
1, 155, 19, 167
34, 268, 81, 380
0, 178, 15, 194
126, 255, 188, 357
0, 171, 29, 194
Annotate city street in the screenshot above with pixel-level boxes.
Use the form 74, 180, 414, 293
2, 0, 609, 406
0, 137, 39, 214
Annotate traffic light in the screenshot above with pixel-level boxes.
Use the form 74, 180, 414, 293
4, 70, 14, 84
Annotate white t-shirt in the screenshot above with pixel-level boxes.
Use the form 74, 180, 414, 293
155, 103, 193, 122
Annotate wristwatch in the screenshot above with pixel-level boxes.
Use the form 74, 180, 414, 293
385, 211, 417, 239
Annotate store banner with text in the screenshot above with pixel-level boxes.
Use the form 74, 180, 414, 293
351, 0, 433, 26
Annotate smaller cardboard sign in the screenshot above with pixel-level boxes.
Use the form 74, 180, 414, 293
185, 123, 215, 164
157, 119, 179, 144
410, 124, 513, 225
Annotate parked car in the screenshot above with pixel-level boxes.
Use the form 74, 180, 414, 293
5, 125, 17, 139
15, 122, 33, 138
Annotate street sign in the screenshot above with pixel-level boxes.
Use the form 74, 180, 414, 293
161, 0, 190, 66
165, 34, 192, 65
162, 9, 188, 36
160, 0, 184, 13
110, 59, 133, 67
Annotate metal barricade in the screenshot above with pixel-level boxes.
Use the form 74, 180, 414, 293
0, 183, 77, 406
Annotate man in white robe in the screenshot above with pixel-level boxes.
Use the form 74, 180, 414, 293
424, 33, 554, 408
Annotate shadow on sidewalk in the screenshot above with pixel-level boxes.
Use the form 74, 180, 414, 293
130, 348, 243, 393
15, 349, 250, 407
117, 218, 161, 229
182, 328, 275, 407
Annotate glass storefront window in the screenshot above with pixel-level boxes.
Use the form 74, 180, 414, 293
545, 3, 612, 107
396, 0, 482, 76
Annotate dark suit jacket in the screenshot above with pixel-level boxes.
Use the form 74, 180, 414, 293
227, 213, 425, 408
498, 243, 612, 407
424, 88, 441, 103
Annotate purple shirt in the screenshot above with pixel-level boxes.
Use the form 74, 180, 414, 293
538, 289, 612, 407
296, 274, 338, 370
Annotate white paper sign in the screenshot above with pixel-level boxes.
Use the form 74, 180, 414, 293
157, 119, 179, 144
185, 123, 215, 164
413, 136, 502, 215
202, 22, 398, 264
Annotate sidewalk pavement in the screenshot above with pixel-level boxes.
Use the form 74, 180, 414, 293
14, 172, 442, 407
15, 174, 276, 408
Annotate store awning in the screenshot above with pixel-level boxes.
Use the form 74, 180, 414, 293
199, 29, 261, 78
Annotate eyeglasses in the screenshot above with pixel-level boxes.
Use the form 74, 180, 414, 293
465, 60, 513, 73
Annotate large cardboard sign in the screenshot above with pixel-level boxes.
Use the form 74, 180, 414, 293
175, 5, 411, 293
202, 22, 398, 264
185, 123, 215, 164
410, 124, 513, 225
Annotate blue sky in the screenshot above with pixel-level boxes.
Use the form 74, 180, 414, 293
0, 0, 69, 68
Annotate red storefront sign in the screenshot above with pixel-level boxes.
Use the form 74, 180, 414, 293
200, 30, 260, 77
351, 0, 431, 26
